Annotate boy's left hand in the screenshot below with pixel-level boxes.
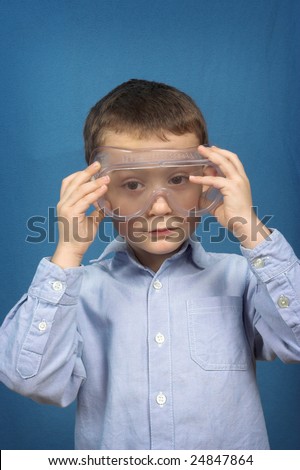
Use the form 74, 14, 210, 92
189, 145, 271, 249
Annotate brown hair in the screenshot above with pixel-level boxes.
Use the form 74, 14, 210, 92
84, 79, 208, 164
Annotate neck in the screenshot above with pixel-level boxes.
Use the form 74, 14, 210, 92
129, 244, 184, 272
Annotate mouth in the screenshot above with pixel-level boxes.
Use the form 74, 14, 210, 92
129, 216, 186, 236
148, 227, 178, 237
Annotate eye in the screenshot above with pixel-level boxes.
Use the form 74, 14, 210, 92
169, 175, 189, 185
123, 180, 144, 191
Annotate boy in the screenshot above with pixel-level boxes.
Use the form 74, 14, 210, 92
0, 79, 299, 450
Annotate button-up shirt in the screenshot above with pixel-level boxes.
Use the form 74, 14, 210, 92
0, 230, 300, 449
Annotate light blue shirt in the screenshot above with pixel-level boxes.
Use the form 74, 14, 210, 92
0, 230, 300, 449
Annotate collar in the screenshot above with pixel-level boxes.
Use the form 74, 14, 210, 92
89, 235, 128, 263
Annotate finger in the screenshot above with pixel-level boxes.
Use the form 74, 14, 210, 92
61, 162, 102, 200
89, 209, 105, 225
190, 174, 228, 191
198, 146, 247, 179
71, 187, 108, 215
86, 209, 105, 227
211, 146, 248, 176
61, 174, 109, 206
198, 146, 237, 178
60, 171, 82, 199
59, 182, 109, 215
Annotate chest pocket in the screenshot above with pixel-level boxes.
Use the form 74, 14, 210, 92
187, 296, 250, 371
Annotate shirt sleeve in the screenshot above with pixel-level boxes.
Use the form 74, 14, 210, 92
0, 257, 86, 407
241, 229, 300, 362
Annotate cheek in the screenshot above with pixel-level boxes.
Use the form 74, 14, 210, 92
113, 219, 126, 237
179, 185, 203, 209
183, 217, 199, 234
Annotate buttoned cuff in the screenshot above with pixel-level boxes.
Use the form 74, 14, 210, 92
240, 229, 298, 283
28, 257, 84, 305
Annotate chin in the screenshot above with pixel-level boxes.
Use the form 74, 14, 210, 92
134, 238, 186, 256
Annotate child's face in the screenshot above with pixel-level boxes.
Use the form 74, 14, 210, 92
102, 131, 201, 271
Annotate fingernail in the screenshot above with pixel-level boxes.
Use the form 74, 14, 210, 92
92, 161, 100, 167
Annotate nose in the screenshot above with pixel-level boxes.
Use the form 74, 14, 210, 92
147, 195, 172, 216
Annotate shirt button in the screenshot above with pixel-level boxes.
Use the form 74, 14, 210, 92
277, 295, 289, 308
252, 257, 265, 268
153, 280, 162, 290
38, 320, 47, 331
155, 333, 165, 345
156, 393, 167, 406
52, 280, 63, 291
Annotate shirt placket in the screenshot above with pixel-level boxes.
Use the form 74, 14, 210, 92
147, 273, 174, 449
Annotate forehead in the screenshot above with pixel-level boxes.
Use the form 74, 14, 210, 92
102, 131, 200, 149
108, 165, 203, 180
93, 147, 206, 172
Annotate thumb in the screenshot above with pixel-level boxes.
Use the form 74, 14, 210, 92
89, 209, 105, 226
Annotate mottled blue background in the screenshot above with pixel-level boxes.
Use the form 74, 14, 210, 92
0, 0, 299, 450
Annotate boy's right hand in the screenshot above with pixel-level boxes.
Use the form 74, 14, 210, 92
51, 161, 110, 268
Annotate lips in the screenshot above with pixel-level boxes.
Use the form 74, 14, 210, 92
150, 227, 172, 232
148, 227, 177, 236
130, 216, 185, 234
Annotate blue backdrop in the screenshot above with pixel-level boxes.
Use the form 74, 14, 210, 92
0, 0, 299, 450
